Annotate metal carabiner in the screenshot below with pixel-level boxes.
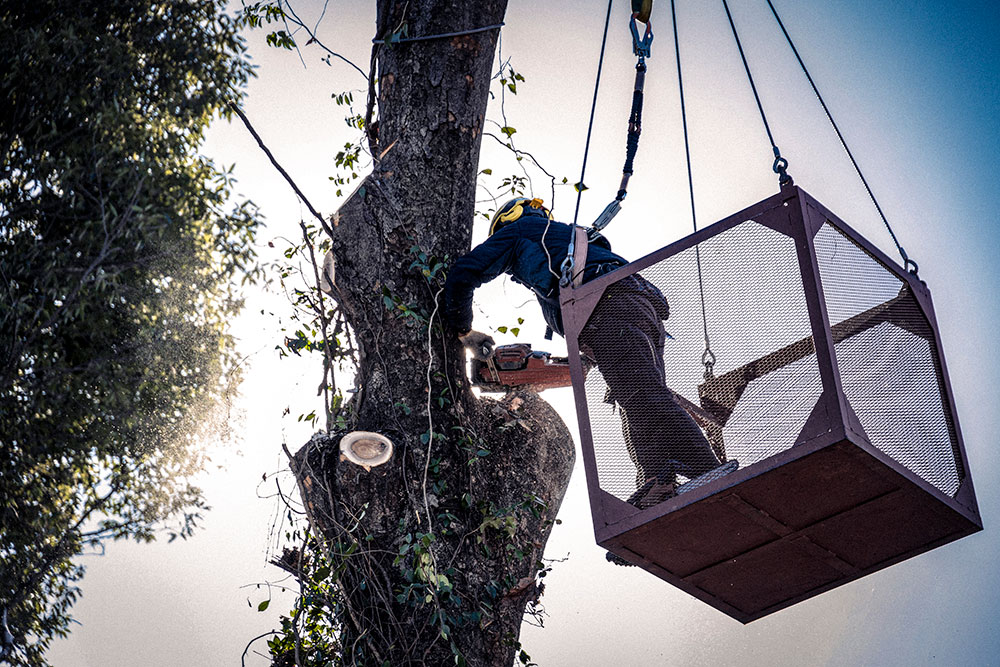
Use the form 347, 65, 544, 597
630, 14, 653, 59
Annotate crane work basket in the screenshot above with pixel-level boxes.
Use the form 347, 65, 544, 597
560, 185, 982, 623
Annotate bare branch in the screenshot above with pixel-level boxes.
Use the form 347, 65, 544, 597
227, 102, 335, 240
242, 631, 280, 667
280, 0, 369, 80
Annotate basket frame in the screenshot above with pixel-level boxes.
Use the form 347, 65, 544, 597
559, 185, 981, 622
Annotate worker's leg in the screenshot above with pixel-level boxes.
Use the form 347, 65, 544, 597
616, 403, 650, 489
581, 279, 720, 484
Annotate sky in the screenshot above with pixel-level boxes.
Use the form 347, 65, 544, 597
48, 0, 1000, 665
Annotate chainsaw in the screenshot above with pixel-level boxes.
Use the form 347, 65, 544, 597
471, 343, 573, 392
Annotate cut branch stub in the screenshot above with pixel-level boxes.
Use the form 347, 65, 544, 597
319, 249, 335, 294
339, 431, 394, 470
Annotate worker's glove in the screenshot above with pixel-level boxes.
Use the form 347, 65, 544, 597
459, 330, 495, 361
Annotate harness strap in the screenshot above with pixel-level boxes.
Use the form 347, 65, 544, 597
571, 226, 590, 288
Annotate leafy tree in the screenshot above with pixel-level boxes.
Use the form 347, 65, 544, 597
239, 1, 576, 665
0, 1, 262, 662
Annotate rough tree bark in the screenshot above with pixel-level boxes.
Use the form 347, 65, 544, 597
289, 1, 575, 665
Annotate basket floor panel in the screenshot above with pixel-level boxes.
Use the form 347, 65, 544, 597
602, 439, 981, 621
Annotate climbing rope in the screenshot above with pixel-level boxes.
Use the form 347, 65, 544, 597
562, 0, 615, 288
763, 0, 916, 275
720, 0, 792, 187
670, 0, 716, 380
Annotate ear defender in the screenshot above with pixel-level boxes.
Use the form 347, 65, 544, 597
489, 197, 552, 235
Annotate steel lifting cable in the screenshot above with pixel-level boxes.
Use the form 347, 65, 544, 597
561, 0, 615, 288
720, 0, 792, 186
670, 0, 716, 380
764, 0, 917, 275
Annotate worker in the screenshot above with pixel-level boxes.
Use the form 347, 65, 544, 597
443, 197, 736, 513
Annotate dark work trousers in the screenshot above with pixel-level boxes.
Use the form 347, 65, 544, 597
579, 276, 720, 487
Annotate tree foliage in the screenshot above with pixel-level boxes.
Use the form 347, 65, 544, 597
0, 1, 261, 662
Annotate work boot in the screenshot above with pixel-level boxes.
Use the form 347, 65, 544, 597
676, 460, 739, 495
626, 475, 678, 509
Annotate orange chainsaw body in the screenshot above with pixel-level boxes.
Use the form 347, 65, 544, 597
472, 343, 572, 392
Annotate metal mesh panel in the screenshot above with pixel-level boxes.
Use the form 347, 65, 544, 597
813, 222, 962, 496
582, 220, 821, 502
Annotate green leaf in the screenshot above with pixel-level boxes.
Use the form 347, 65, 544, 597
500, 126, 517, 138
258, 600, 270, 612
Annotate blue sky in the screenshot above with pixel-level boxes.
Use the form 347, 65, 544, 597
50, 1, 1000, 664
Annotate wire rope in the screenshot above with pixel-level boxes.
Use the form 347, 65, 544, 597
561, 0, 615, 287
571, 0, 615, 229
763, 0, 915, 273
670, 0, 716, 378
371, 22, 504, 44
721, 0, 791, 185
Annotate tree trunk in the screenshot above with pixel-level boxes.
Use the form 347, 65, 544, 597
290, 2, 575, 665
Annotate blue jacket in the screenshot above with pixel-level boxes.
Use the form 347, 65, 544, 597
443, 210, 628, 337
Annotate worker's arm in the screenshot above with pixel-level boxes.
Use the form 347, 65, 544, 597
442, 226, 519, 334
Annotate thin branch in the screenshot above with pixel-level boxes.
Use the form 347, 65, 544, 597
276, 477, 307, 515
281, 10, 308, 69
291, 526, 310, 666
227, 102, 335, 239
420, 286, 445, 531
242, 631, 280, 667
9, 481, 122, 614
280, 0, 369, 80
483, 128, 558, 198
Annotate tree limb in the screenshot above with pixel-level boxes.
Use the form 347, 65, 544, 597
227, 102, 335, 239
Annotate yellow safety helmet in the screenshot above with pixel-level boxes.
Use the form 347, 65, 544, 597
488, 197, 552, 236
